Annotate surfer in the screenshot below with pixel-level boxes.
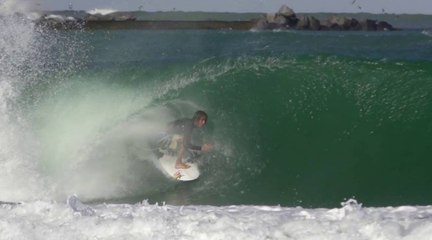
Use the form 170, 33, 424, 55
158, 110, 213, 169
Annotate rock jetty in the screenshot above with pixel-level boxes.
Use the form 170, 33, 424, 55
31, 5, 395, 31
254, 5, 395, 31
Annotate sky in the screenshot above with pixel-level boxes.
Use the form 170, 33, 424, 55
5, 0, 432, 14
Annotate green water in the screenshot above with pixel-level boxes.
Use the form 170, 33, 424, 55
16, 30, 432, 207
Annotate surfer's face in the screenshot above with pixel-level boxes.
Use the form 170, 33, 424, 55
196, 117, 207, 128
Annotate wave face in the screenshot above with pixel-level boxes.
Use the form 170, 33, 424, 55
1, 14, 432, 209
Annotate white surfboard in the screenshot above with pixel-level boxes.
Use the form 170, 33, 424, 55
158, 154, 200, 181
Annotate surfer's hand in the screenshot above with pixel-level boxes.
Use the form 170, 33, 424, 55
201, 144, 213, 152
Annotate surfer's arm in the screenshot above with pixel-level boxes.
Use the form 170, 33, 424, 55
184, 134, 212, 152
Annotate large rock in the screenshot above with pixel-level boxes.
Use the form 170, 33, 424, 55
266, 13, 287, 25
296, 16, 309, 29
277, 5, 298, 27
253, 12, 293, 30
253, 16, 269, 30
257, 16, 290, 30
377, 21, 394, 31
297, 16, 321, 30
360, 19, 378, 31
325, 16, 359, 30
275, 15, 288, 25
278, 5, 296, 18
309, 16, 321, 30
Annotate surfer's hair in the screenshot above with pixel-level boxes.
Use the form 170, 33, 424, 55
193, 110, 208, 121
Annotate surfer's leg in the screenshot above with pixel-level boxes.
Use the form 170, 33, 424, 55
175, 138, 190, 169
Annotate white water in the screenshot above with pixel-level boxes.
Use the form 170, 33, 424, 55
87, 8, 117, 16
0, 6, 88, 201
1, 197, 432, 240
0, 10, 49, 201
0, 9, 204, 203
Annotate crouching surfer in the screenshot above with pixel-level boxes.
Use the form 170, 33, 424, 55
158, 110, 213, 169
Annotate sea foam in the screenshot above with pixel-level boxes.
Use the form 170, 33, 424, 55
87, 8, 117, 16
1, 197, 431, 240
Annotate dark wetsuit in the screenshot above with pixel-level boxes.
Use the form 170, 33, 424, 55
166, 118, 202, 151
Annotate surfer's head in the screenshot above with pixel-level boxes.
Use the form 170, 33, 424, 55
193, 110, 208, 128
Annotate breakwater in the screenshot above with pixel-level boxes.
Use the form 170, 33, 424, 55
31, 5, 405, 31
83, 20, 256, 30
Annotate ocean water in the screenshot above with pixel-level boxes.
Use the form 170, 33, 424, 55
1, 11, 432, 239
